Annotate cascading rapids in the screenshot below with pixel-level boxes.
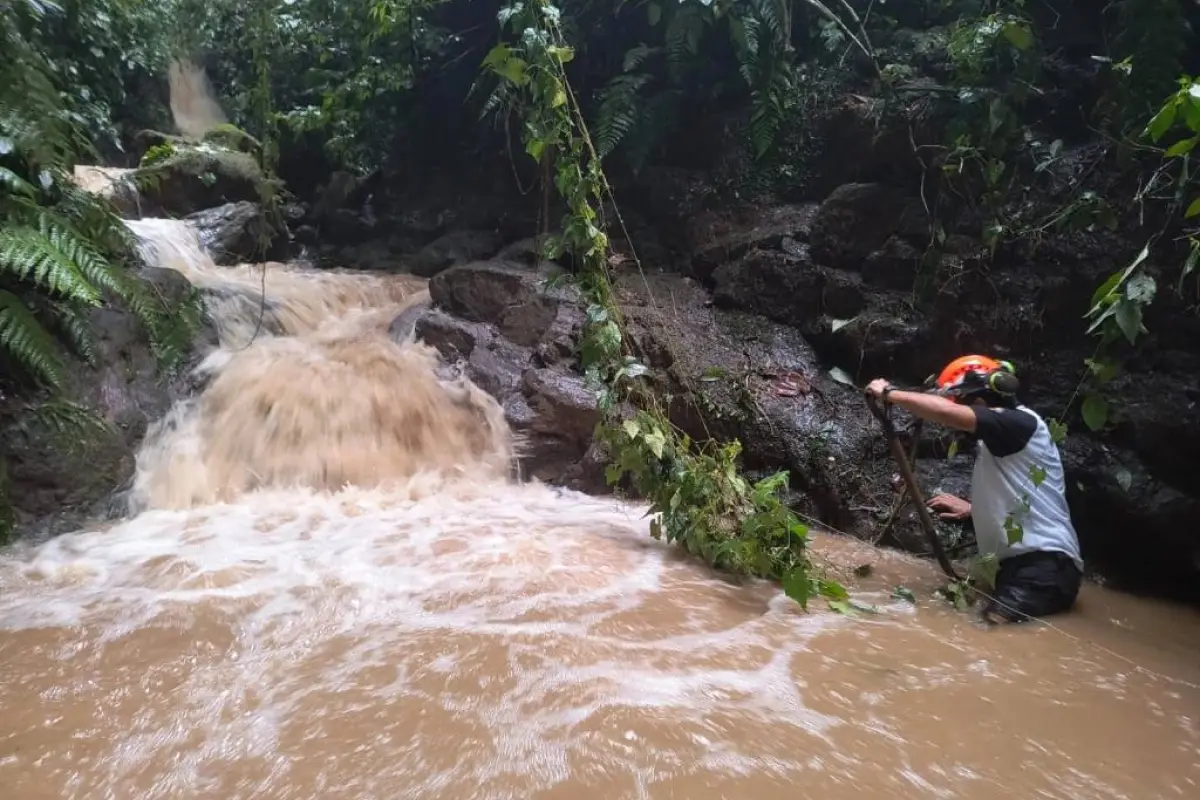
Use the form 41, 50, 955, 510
124, 219, 513, 511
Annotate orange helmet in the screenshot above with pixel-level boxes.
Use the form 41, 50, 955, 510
936, 355, 1017, 401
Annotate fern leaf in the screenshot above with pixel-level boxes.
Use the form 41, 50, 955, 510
665, 5, 706, 81
622, 44, 661, 73
0, 167, 37, 198
594, 73, 650, 158
0, 289, 66, 389
0, 224, 104, 305
46, 302, 96, 365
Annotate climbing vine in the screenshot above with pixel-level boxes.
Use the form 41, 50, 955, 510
483, 0, 844, 609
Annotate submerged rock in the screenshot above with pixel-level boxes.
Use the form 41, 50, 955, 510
186, 201, 277, 265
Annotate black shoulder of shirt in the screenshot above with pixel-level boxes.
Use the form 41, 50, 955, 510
972, 406, 1038, 458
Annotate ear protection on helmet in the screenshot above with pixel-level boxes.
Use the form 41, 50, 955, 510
937, 355, 1020, 402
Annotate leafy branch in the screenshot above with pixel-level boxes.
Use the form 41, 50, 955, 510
483, 0, 844, 609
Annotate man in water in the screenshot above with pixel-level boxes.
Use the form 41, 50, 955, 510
865, 356, 1084, 623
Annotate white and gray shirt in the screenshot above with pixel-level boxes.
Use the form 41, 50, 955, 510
969, 405, 1084, 570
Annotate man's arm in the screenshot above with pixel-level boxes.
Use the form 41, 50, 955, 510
865, 381, 979, 431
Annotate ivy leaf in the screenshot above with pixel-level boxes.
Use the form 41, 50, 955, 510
947, 438, 960, 460
642, 429, 667, 459
781, 568, 813, 608
1087, 245, 1149, 314
1028, 464, 1047, 487
1165, 136, 1198, 158
1145, 99, 1178, 143
1047, 418, 1068, 445
1081, 394, 1109, 432
622, 419, 641, 439
1186, 198, 1200, 219
547, 45, 574, 63
1113, 298, 1145, 345
1004, 516, 1024, 545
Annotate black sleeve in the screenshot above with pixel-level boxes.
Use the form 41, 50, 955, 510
972, 407, 1037, 457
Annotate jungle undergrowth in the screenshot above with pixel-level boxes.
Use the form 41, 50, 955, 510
482, 0, 847, 611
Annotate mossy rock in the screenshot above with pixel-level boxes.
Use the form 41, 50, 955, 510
133, 142, 277, 218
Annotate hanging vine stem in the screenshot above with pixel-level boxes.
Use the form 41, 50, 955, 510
482, 0, 848, 610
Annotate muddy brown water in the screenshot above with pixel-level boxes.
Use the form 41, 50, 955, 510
1, 222, 1197, 800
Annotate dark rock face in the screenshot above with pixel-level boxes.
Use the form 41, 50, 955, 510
809, 182, 929, 268
186, 201, 278, 265
409, 230, 504, 278
688, 204, 819, 283
407, 257, 896, 537
429, 259, 580, 348
405, 285, 603, 490
1, 267, 217, 535
699, 181, 1200, 600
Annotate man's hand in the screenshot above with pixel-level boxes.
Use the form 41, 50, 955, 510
865, 378, 891, 399
928, 493, 971, 521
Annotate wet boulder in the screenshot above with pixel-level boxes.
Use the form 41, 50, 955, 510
686, 203, 819, 283
409, 230, 504, 278
616, 272, 886, 536
136, 144, 271, 217
186, 201, 278, 265
809, 182, 929, 268
429, 259, 580, 348
405, 299, 601, 490
712, 247, 866, 328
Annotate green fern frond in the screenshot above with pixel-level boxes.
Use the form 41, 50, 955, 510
665, 5, 706, 82
627, 89, 683, 172
0, 288, 67, 389
622, 44, 661, 72
594, 73, 651, 158
45, 302, 96, 365
0, 167, 37, 198
15, 397, 116, 460
0, 223, 104, 305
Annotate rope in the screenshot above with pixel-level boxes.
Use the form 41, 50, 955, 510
788, 507, 1200, 690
